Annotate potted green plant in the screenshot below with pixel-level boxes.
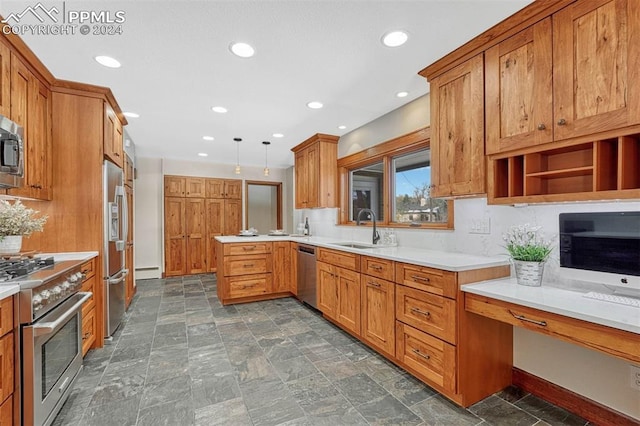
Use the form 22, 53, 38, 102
0, 200, 47, 254
503, 224, 554, 286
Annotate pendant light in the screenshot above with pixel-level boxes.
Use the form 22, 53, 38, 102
262, 141, 271, 176
234, 137, 242, 174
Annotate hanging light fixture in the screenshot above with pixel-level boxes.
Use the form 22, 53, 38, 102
262, 141, 271, 176
234, 137, 242, 174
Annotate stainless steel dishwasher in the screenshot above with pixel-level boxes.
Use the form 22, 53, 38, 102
297, 244, 317, 308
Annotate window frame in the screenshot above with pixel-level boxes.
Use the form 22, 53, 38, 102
337, 127, 454, 229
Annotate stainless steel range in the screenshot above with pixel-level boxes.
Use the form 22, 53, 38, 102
2, 255, 91, 426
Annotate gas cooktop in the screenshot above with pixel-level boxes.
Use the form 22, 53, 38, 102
0, 255, 55, 282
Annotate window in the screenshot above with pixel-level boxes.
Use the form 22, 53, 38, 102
337, 127, 453, 229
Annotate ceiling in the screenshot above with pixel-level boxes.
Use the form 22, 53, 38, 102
2, 0, 531, 168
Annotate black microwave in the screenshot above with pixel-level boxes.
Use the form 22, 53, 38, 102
559, 211, 640, 277
0, 114, 24, 188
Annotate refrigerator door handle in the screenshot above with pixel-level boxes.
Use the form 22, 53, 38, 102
108, 269, 129, 285
122, 186, 129, 245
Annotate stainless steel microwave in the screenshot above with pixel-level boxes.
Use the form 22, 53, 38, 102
0, 114, 24, 188
559, 211, 640, 277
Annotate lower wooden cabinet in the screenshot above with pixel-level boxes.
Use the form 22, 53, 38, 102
0, 296, 14, 424
0, 395, 12, 426
396, 284, 456, 345
0, 332, 14, 404
228, 274, 272, 299
317, 260, 361, 337
396, 321, 456, 393
272, 242, 291, 293
81, 258, 97, 356
361, 276, 395, 358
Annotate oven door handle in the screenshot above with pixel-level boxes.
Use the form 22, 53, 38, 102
32, 292, 92, 337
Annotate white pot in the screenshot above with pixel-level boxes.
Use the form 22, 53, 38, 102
0, 235, 23, 254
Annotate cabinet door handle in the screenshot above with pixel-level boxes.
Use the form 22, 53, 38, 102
82, 331, 91, 340
411, 275, 430, 283
410, 307, 430, 317
367, 281, 381, 288
509, 310, 547, 327
412, 349, 430, 361
557, 118, 567, 126
537, 123, 546, 130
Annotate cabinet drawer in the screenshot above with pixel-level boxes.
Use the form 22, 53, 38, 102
0, 332, 14, 402
396, 285, 456, 345
465, 293, 640, 364
224, 254, 272, 276
228, 274, 272, 299
361, 256, 394, 281
224, 242, 272, 256
317, 248, 360, 271
81, 258, 96, 280
396, 263, 457, 299
82, 307, 96, 357
396, 322, 456, 393
81, 275, 96, 317
0, 297, 13, 337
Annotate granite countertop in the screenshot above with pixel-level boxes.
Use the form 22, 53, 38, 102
215, 235, 509, 272
461, 278, 640, 334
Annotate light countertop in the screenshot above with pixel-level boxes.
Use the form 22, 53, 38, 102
0, 284, 20, 300
461, 278, 640, 334
215, 235, 509, 272
39, 251, 99, 262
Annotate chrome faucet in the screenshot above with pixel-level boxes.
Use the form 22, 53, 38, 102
356, 208, 380, 245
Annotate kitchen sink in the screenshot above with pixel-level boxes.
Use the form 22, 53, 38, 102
328, 242, 377, 249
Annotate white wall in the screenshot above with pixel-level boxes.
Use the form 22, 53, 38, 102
299, 93, 640, 420
134, 157, 291, 278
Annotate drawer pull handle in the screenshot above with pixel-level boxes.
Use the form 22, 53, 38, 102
243, 264, 255, 268
367, 281, 381, 288
241, 283, 257, 289
412, 349, 431, 361
411, 275, 430, 283
82, 332, 91, 340
509, 310, 547, 327
243, 246, 257, 251
371, 265, 383, 271
410, 307, 430, 318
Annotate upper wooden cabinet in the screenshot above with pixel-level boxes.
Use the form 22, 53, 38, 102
104, 102, 123, 168
186, 177, 205, 198
553, 0, 639, 141
429, 54, 485, 197
0, 40, 9, 118
291, 134, 338, 209
8, 54, 52, 200
205, 178, 241, 199
485, 18, 553, 155
165, 175, 186, 197
124, 154, 134, 188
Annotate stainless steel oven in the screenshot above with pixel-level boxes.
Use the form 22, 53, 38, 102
21, 292, 90, 426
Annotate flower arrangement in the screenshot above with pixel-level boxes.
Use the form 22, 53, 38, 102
0, 200, 47, 239
503, 223, 554, 262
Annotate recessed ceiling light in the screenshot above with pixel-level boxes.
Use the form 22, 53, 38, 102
230, 42, 255, 58
211, 106, 228, 113
272, 133, 284, 138
382, 31, 408, 47
202, 136, 215, 141
123, 111, 139, 118
396, 91, 409, 98
337, 125, 347, 130
197, 152, 208, 157
307, 101, 323, 109
94, 55, 121, 68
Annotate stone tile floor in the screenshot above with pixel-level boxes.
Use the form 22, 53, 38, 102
52, 274, 590, 426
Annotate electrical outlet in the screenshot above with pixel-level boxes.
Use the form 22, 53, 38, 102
469, 217, 491, 234
630, 365, 640, 391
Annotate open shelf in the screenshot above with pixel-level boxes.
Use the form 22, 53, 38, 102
489, 133, 640, 203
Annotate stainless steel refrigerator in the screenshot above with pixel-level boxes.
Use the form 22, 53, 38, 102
103, 159, 129, 337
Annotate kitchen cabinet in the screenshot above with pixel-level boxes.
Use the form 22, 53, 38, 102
361, 274, 395, 358
289, 242, 298, 296
316, 248, 361, 336
124, 154, 134, 188
80, 258, 97, 356
206, 178, 241, 199
428, 54, 485, 197
164, 196, 208, 276
223, 199, 242, 236
205, 199, 223, 273
165, 175, 186, 197
291, 134, 339, 209
0, 39, 9, 117
272, 241, 292, 293
186, 177, 206, 198
164, 197, 187, 277
8, 54, 52, 200
0, 297, 13, 406
104, 102, 123, 168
